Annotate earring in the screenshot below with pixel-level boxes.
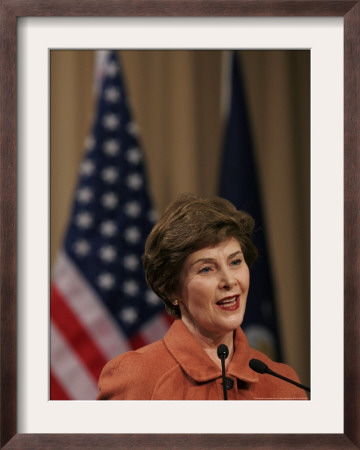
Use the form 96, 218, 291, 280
172, 299, 179, 306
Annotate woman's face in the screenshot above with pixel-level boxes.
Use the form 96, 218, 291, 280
177, 237, 250, 341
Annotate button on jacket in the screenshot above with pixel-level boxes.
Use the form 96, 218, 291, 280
97, 319, 308, 400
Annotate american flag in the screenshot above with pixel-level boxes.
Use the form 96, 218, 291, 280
50, 51, 171, 400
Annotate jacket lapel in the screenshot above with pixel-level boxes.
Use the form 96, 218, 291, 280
164, 320, 259, 384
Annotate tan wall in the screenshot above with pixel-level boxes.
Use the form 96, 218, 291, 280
50, 50, 310, 387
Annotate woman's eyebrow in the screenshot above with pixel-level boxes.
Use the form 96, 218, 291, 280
190, 257, 216, 267
191, 250, 244, 267
228, 250, 243, 259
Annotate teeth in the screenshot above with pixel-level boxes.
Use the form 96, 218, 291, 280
218, 296, 237, 305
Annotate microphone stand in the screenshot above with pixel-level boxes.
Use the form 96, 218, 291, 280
220, 356, 228, 400
266, 367, 310, 392
249, 358, 311, 393
217, 344, 229, 400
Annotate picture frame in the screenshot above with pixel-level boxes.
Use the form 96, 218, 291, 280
1, 1, 359, 448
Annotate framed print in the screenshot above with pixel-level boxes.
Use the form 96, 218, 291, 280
1, 1, 359, 449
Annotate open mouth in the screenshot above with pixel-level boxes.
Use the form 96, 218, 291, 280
216, 295, 240, 311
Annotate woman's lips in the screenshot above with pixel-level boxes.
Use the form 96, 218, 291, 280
216, 295, 240, 311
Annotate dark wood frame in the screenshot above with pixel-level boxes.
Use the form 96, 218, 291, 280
1, 1, 359, 448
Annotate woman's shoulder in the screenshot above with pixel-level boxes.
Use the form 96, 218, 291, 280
104, 339, 168, 373
97, 338, 176, 400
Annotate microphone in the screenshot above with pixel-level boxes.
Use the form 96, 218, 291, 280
217, 344, 229, 400
249, 358, 310, 393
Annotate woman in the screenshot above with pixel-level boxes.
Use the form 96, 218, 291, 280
97, 194, 308, 400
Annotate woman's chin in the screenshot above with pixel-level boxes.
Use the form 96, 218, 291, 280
217, 315, 244, 334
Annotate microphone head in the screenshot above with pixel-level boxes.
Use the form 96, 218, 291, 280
249, 358, 268, 374
217, 344, 229, 360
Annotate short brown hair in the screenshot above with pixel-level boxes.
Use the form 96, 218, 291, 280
143, 193, 258, 318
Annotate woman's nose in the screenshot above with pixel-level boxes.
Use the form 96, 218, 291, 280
218, 268, 236, 289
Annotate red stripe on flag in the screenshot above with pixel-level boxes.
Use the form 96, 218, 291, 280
130, 313, 174, 350
50, 370, 71, 400
51, 284, 108, 382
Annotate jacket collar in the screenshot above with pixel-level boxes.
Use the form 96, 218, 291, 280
164, 319, 259, 384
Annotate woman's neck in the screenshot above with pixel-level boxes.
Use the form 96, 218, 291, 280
180, 317, 235, 370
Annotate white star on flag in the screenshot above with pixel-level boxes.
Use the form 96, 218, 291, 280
101, 167, 119, 183
75, 212, 93, 229
146, 290, 161, 306
126, 147, 142, 164
80, 159, 95, 176
101, 192, 118, 209
148, 209, 158, 223
124, 201, 141, 218
123, 279, 140, 296
97, 272, 115, 290
126, 173, 143, 190
73, 239, 91, 257
123, 254, 140, 271
77, 187, 93, 203
124, 226, 141, 244
99, 245, 117, 263
103, 113, 120, 130
100, 220, 117, 237
102, 139, 120, 156
120, 307, 138, 324
126, 121, 139, 136
104, 86, 121, 103
106, 60, 118, 77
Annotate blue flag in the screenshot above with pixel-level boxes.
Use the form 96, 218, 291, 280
219, 51, 282, 361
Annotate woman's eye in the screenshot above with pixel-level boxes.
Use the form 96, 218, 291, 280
231, 259, 242, 266
199, 266, 211, 274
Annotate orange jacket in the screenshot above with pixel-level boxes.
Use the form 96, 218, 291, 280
97, 319, 308, 400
